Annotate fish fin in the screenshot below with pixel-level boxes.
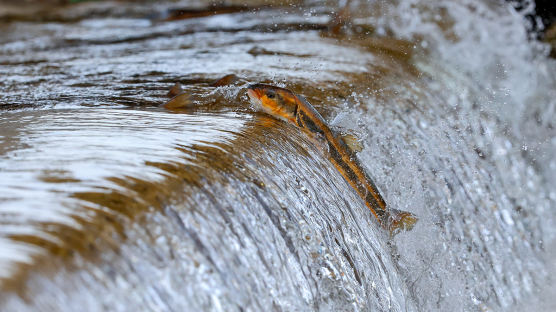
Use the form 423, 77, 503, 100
385, 209, 418, 237
340, 133, 363, 153
163, 93, 193, 109
210, 74, 239, 87
167, 82, 184, 97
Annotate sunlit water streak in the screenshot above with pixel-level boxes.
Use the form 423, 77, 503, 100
0, 109, 248, 278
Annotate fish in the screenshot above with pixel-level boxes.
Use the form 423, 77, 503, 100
247, 83, 417, 235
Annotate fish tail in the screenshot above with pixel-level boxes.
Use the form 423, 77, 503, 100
383, 208, 418, 236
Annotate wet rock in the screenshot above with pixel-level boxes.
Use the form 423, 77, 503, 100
165, 4, 255, 21
247, 46, 311, 57
544, 22, 556, 58
247, 46, 278, 56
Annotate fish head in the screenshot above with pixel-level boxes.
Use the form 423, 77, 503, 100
247, 83, 299, 123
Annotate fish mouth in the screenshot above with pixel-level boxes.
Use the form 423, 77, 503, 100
247, 88, 262, 108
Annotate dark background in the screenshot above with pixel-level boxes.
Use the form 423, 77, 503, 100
535, 0, 556, 29
510, 0, 556, 36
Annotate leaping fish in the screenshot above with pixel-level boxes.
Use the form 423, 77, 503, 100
247, 84, 417, 235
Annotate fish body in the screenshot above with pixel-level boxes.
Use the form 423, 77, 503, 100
247, 84, 417, 234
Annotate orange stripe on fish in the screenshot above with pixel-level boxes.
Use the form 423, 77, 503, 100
247, 83, 417, 235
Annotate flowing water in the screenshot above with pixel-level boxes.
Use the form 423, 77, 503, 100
0, 0, 555, 311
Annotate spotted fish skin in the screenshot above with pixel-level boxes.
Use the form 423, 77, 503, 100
247, 83, 417, 234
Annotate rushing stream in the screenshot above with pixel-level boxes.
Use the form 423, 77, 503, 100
0, 0, 555, 311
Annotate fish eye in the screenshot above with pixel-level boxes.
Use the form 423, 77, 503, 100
267, 92, 276, 99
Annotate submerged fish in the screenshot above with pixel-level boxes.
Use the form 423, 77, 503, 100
247, 84, 417, 235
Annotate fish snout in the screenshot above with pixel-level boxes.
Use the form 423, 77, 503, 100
247, 87, 263, 108
247, 88, 259, 100
247, 84, 264, 97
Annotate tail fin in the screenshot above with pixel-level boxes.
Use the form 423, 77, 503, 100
384, 209, 418, 236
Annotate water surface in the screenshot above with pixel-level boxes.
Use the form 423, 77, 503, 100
0, 1, 555, 311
